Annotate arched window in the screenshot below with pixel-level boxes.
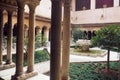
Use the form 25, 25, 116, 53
96, 0, 113, 9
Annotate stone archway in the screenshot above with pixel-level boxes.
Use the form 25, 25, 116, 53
13, 23, 17, 37
3, 22, 9, 36
88, 31, 92, 40
92, 30, 96, 37
83, 30, 87, 39
35, 26, 41, 35
0, 0, 71, 80
41, 26, 46, 42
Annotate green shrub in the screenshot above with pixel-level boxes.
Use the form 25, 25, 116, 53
3, 50, 50, 66
69, 62, 118, 80
34, 50, 50, 63
72, 28, 86, 42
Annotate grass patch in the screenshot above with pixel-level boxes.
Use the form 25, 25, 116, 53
69, 62, 119, 80
3, 49, 50, 66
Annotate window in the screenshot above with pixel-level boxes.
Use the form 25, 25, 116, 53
75, 0, 90, 11
119, 0, 120, 6
96, 0, 113, 9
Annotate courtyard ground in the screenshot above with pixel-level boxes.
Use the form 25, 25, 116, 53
0, 47, 119, 80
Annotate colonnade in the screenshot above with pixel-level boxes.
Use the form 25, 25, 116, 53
0, 0, 71, 80
0, 9, 3, 65
0, 8, 15, 68
50, 0, 71, 80
84, 30, 96, 40
12, 1, 39, 79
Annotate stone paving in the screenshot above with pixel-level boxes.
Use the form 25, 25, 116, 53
0, 47, 119, 80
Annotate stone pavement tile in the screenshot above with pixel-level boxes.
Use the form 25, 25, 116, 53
0, 61, 50, 80
34, 61, 50, 74
27, 73, 49, 80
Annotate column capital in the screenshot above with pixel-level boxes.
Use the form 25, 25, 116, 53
28, 0, 40, 7
28, 0, 41, 13
7, 10, 13, 16
28, 4, 36, 13
17, 1, 25, 9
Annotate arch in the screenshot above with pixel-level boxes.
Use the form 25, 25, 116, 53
35, 26, 41, 35
13, 23, 17, 36
88, 31, 92, 40
3, 22, 9, 36
13, 24, 28, 37
92, 30, 96, 37
41, 26, 47, 36
41, 26, 48, 44
83, 30, 87, 39
24, 4, 30, 14
24, 24, 28, 30
3, 10, 8, 25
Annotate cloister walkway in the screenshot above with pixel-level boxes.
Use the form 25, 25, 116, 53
0, 47, 119, 80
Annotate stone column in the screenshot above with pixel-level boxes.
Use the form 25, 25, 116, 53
62, 0, 71, 80
114, 0, 119, 7
91, 0, 96, 9
50, 0, 62, 80
0, 9, 3, 65
15, 4, 24, 76
44, 29, 49, 42
6, 10, 13, 64
27, 5, 35, 73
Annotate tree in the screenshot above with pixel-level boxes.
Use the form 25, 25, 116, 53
91, 25, 120, 72
72, 28, 86, 42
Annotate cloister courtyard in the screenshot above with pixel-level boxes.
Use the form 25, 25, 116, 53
0, 0, 120, 80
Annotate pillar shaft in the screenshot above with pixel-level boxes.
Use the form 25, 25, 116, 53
6, 11, 13, 64
0, 10, 3, 65
27, 6, 35, 72
44, 29, 49, 42
91, 0, 96, 9
15, 6, 24, 76
62, 1, 71, 80
114, 0, 119, 7
50, 0, 62, 80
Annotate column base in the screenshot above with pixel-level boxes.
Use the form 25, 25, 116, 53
62, 76, 70, 80
0, 62, 15, 70
11, 71, 38, 80
6, 60, 12, 64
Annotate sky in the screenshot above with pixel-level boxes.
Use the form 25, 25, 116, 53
25, 0, 51, 18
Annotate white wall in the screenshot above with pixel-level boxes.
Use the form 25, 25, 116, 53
71, 0, 120, 24
71, 7, 120, 24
